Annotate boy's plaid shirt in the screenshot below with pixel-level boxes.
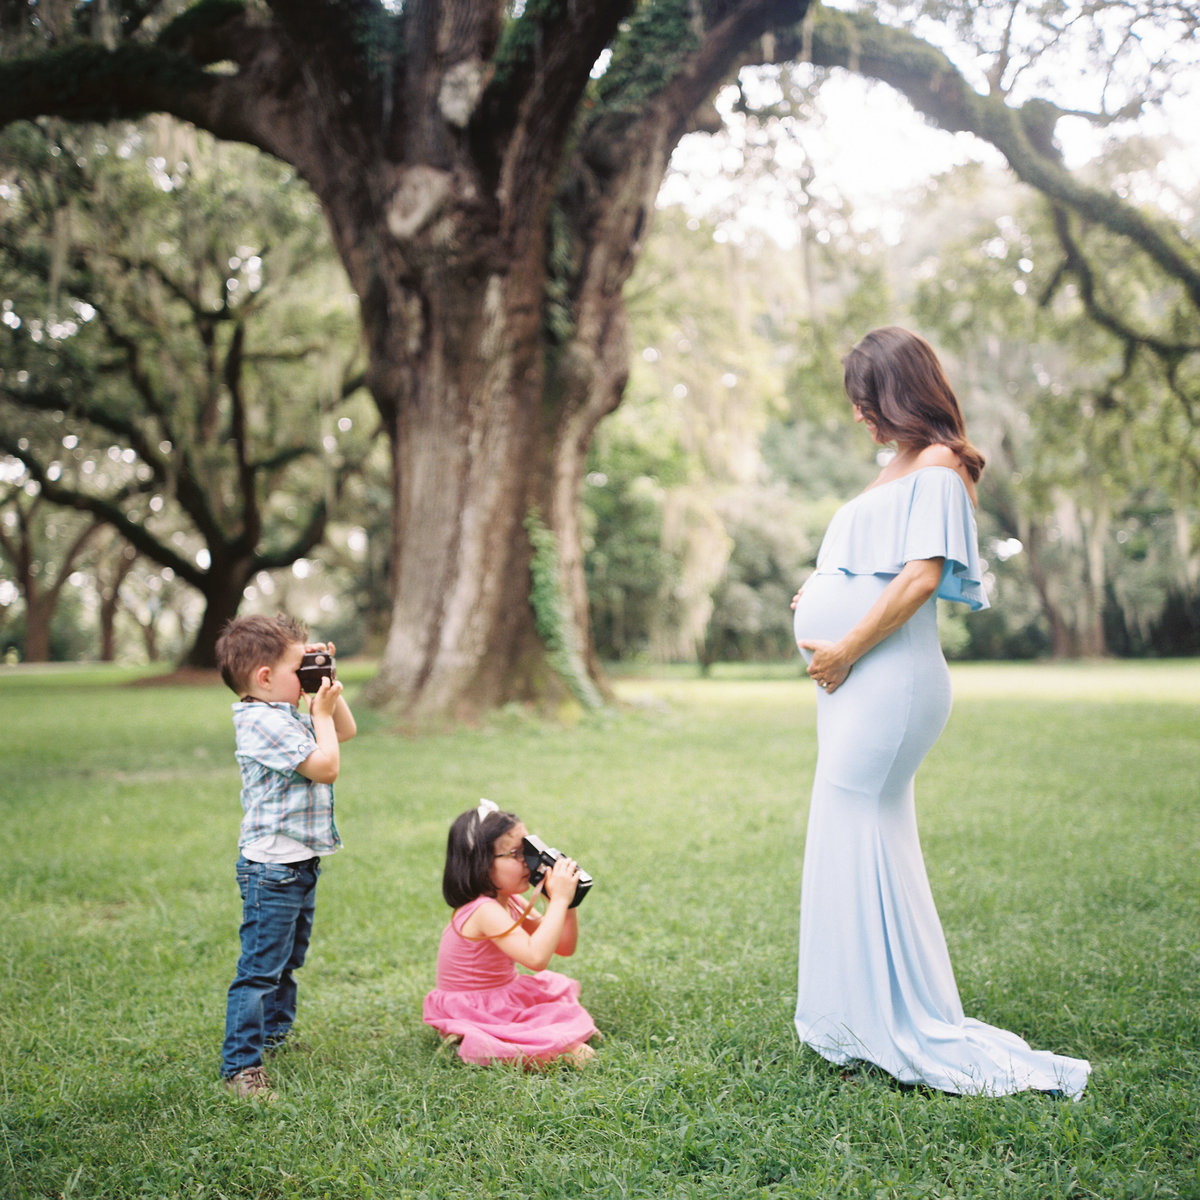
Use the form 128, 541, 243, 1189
231, 701, 341, 854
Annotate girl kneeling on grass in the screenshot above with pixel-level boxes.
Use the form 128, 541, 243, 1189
422, 800, 598, 1067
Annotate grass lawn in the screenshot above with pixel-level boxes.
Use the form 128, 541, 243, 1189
1, 659, 1197, 1199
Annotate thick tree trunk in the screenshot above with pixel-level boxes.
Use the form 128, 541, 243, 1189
367, 367, 561, 717
22, 593, 53, 662
181, 560, 257, 670
355, 268, 633, 718
350, 238, 635, 717
348, 192, 572, 717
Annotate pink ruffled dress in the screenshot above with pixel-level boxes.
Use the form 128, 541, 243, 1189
422, 895, 597, 1065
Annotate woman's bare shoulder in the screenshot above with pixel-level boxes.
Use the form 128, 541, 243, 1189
917, 445, 977, 503
915, 444, 961, 470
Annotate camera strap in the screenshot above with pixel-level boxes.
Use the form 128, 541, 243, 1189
488, 893, 540, 941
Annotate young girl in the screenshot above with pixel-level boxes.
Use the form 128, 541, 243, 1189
422, 800, 598, 1067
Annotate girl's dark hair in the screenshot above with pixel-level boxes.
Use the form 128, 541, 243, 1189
842, 326, 985, 482
442, 806, 520, 909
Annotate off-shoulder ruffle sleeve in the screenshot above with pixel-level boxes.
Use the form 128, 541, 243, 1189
815, 467, 990, 611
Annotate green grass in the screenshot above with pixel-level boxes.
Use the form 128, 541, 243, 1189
1, 660, 1198, 1199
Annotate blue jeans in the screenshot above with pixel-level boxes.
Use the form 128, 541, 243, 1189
221, 856, 320, 1078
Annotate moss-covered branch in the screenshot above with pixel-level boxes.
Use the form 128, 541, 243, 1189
157, 0, 249, 58
1044, 204, 1200, 362
0, 3, 296, 160
791, 7, 1200, 310
0, 42, 217, 127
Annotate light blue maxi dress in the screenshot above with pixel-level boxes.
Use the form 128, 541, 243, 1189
792, 466, 1091, 1099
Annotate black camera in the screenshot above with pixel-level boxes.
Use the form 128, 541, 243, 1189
297, 649, 336, 693
522, 834, 592, 908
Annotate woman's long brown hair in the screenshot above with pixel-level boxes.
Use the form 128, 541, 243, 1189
842, 327, 985, 482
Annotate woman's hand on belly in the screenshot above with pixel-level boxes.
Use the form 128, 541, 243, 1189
797, 638, 852, 695
798, 559, 943, 696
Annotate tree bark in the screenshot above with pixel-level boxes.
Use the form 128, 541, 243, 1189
97, 541, 137, 662
183, 555, 260, 669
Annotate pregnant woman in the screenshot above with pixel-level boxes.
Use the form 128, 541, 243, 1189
791, 327, 1090, 1099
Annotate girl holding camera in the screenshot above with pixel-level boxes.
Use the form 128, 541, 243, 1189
422, 800, 597, 1066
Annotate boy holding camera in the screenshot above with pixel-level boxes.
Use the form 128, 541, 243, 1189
214, 614, 356, 1099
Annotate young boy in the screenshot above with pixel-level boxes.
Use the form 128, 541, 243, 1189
214, 613, 357, 1099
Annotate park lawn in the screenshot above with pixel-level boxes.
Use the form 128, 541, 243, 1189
1, 660, 1197, 1199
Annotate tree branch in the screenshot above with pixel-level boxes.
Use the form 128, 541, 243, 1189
254, 497, 328, 571
1044, 203, 1200, 361
2, 379, 171, 482
471, 0, 637, 240
485, 0, 633, 136
0, 435, 205, 587
0, 9, 317, 170
787, 8, 1200, 310
657, 0, 813, 146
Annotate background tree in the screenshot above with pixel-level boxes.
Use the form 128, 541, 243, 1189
0, 471, 101, 660
90, 528, 138, 661
912, 154, 1200, 656
0, 117, 367, 666
595, 100, 1198, 665
109, 551, 198, 662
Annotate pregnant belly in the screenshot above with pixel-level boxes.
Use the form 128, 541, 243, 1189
792, 572, 888, 661
794, 570, 951, 793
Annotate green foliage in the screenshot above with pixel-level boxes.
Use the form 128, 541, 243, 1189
0, 117, 371, 660
525, 508, 603, 708
703, 487, 814, 663
909, 156, 1200, 657
493, 0, 571, 92
2, 662, 1199, 1196
591, 0, 700, 115
592, 112, 1199, 665
583, 436, 685, 662
599, 199, 893, 665
0, 581, 94, 660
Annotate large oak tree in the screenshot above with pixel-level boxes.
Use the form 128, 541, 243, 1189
2, 0, 1195, 717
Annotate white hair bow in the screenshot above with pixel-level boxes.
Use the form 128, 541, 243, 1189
466, 798, 499, 848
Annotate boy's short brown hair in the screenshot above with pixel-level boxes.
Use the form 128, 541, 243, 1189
215, 613, 309, 695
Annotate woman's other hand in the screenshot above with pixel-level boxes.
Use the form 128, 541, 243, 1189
796, 639, 851, 695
